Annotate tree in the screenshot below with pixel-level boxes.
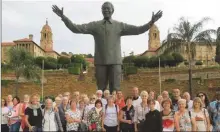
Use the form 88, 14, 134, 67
123, 55, 136, 64
148, 56, 159, 68
35, 56, 45, 68
216, 27, 220, 64
134, 56, 149, 67
8, 47, 40, 96
86, 54, 93, 58
165, 54, 175, 66
58, 56, 70, 68
70, 55, 87, 70
165, 17, 216, 96
172, 52, 184, 65
44, 57, 57, 70
71, 55, 85, 63
61, 52, 68, 56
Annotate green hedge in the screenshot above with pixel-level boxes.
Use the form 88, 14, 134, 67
165, 78, 176, 83
68, 67, 81, 75
124, 66, 137, 75
195, 61, 203, 65
184, 61, 189, 65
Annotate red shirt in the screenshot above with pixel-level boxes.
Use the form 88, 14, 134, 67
115, 98, 126, 110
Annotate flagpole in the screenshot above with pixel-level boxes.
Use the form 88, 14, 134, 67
159, 57, 161, 95
41, 59, 44, 101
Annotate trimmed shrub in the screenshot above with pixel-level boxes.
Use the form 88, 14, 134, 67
184, 61, 189, 65
123, 56, 136, 63
195, 61, 203, 65
165, 78, 176, 83
68, 67, 81, 75
124, 66, 138, 75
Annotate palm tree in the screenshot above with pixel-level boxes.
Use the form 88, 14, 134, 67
162, 17, 216, 96
216, 27, 220, 63
8, 47, 40, 96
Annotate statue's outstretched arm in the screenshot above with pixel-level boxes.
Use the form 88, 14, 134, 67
52, 5, 94, 34
121, 10, 163, 36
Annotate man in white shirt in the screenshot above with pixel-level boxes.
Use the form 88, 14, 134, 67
149, 90, 161, 111
96, 90, 107, 106
132, 87, 142, 107
182, 92, 193, 110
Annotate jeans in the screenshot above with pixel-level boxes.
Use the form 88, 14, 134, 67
23, 126, 42, 132
33, 127, 42, 132
9, 122, 21, 132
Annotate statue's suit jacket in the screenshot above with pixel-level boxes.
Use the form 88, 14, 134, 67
62, 15, 151, 65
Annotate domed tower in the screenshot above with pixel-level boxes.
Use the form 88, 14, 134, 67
40, 19, 53, 51
148, 24, 160, 50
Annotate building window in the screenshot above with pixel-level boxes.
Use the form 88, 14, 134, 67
44, 33, 47, 39
154, 33, 157, 39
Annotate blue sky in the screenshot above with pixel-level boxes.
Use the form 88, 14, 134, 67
2, 0, 220, 56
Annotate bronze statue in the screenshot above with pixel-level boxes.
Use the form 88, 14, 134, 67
52, 2, 162, 93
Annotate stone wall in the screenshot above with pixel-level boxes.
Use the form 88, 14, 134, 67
2, 69, 220, 100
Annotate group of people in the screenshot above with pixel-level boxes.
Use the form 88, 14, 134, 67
1, 87, 220, 132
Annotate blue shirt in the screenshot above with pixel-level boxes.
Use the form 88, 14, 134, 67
209, 101, 220, 131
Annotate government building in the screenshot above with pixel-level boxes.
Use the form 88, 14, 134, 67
141, 24, 217, 65
1, 20, 63, 63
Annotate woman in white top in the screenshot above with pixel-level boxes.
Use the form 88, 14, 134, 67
42, 98, 63, 132
191, 97, 211, 131
134, 91, 149, 132
102, 95, 119, 132
2, 98, 9, 132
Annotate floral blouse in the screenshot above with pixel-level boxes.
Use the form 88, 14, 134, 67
65, 109, 81, 131
179, 111, 192, 131
87, 107, 103, 131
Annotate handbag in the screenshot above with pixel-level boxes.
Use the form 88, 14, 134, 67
90, 123, 97, 130
78, 109, 88, 131
78, 122, 88, 131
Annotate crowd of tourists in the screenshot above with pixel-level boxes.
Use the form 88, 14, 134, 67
1, 87, 220, 132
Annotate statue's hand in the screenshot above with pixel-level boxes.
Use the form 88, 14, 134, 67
151, 10, 163, 23
52, 5, 64, 18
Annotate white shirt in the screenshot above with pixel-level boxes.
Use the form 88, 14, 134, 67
1, 107, 9, 124
134, 104, 149, 123
101, 98, 107, 106
132, 96, 142, 108
155, 101, 161, 111
132, 97, 160, 111
187, 100, 193, 111
43, 110, 58, 131
103, 105, 119, 127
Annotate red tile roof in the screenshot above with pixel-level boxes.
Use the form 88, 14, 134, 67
46, 50, 60, 56
148, 48, 159, 51
85, 58, 94, 63
1, 42, 16, 46
14, 38, 32, 42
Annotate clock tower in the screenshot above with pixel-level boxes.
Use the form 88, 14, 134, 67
148, 24, 160, 50
40, 19, 53, 51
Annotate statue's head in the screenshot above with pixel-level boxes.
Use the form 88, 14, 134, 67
102, 2, 114, 19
